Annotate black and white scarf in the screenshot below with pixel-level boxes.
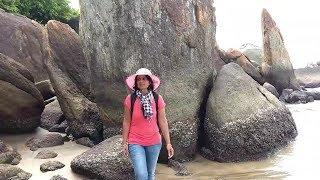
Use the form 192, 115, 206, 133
136, 90, 153, 120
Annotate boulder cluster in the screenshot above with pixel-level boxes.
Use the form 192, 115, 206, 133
1, 1, 318, 179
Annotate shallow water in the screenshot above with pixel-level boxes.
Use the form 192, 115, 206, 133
157, 101, 320, 179
1, 101, 320, 179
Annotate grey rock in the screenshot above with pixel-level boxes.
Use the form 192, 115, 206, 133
35, 150, 58, 159
49, 120, 68, 133
80, 0, 225, 162
41, 100, 64, 130
279, 89, 294, 102
35, 80, 56, 101
287, 90, 308, 104
0, 140, 21, 165
40, 161, 65, 172
225, 49, 265, 84
26, 133, 64, 151
0, 164, 32, 180
71, 135, 134, 179
307, 96, 314, 102
168, 159, 192, 176
263, 82, 279, 98
261, 9, 300, 93
75, 137, 95, 148
306, 90, 320, 100
50, 175, 68, 180
204, 63, 297, 162
43, 21, 103, 144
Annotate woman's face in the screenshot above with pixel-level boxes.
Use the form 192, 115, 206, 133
136, 75, 150, 91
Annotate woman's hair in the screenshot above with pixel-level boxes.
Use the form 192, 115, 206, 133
133, 75, 154, 91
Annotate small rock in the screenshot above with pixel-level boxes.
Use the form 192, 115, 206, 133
40, 161, 65, 172
35, 150, 58, 159
75, 137, 94, 147
0, 140, 21, 165
50, 175, 68, 180
263, 82, 279, 98
0, 164, 32, 179
168, 159, 192, 176
26, 133, 64, 151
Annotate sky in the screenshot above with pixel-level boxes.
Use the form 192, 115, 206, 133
69, 0, 79, 9
69, 0, 320, 68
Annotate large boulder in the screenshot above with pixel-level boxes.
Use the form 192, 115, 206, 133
295, 66, 320, 88
261, 9, 300, 93
45, 20, 91, 99
80, 0, 225, 162
0, 53, 44, 133
43, 21, 103, 144
71, 135, 134, 179
204, 63, 297, 162
0, 9, 47, 82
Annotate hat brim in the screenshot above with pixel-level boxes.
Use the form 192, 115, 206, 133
126, 74, 160, 91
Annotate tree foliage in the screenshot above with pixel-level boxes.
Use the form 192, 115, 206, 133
0, 0, 79, 24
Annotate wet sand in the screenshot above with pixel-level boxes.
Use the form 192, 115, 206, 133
2, 100, 320, 179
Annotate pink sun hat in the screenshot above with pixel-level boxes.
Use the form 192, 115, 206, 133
125, 68, 160, 91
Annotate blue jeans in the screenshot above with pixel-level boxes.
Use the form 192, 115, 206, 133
128, 143, 162, 180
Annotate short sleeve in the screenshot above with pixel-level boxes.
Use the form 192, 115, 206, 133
157, 95, 166, 109
124, 95, 131, 109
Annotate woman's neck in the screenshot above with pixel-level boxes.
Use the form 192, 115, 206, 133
140, 89, 148, 95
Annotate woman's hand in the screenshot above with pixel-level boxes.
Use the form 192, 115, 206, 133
166, 144, 174, 159
122, 142, 129, 157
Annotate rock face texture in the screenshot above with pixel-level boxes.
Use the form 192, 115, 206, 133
224, 49, 265, 84
71, 135, 134, 180
40, 100, 64, 130
35, 80, 56, 101
80, 0, 224, 161
0, 9, 48, 82
45, 20, 91, 99
295, 66, 320, 88
40, 161, 65, 172
204, 63, 297, 162
261, 9, 300, 93
44, 20, 103, 143
0, 53, 44, 133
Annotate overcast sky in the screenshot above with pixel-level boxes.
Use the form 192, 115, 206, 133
69, 0, 320, 68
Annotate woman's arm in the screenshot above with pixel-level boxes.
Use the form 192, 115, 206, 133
122, 106, 131, 156
158, 108, 174, 158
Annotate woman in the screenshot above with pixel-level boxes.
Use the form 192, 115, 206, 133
122, 68, 174, 180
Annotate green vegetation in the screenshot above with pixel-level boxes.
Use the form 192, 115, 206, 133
0, 0, 79, 24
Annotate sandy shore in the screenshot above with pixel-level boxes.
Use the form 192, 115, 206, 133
1, 100, 320, 179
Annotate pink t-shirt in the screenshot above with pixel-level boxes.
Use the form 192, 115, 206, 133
124, 93, 166, 146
